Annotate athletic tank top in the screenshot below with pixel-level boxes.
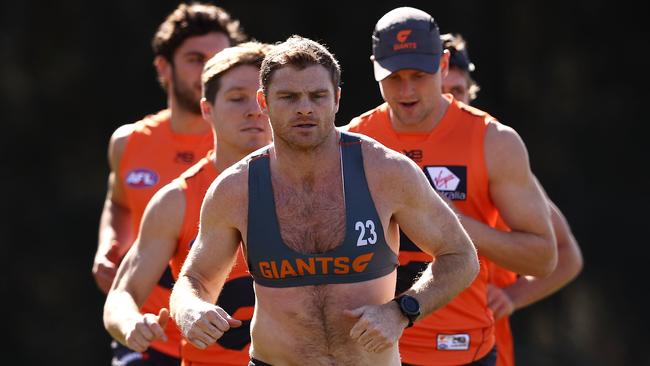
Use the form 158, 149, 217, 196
246, 132, 398, 288
118, 109, 213, 357
172, 153, 254, 365
347, 96, 497, 365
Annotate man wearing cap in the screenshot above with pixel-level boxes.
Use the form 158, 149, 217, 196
441, 32, 583, 366
169, 35, 480, 366
345, 7, 557, 366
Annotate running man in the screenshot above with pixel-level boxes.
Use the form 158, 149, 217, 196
104, 42, 273, 366
92, 3, 247, 364
346, 7, 557, 365
170, 35, 479, 366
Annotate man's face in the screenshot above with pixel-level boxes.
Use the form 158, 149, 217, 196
378, 68, 440, 127
203, 65, 272, 155
258, 65, 340, 151
442, 67, 471, 104
171, 32, 231, 115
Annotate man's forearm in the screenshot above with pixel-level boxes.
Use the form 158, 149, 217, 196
97, 198, 133, 258
103, 290, 143, 346
460, 215, 556, 277
406, 251, 478, 320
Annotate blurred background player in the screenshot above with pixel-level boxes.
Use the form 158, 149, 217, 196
92, 3, 248, 365
104, 42, 273, 366
441, 32, 584, 366
347, 7, 558, 365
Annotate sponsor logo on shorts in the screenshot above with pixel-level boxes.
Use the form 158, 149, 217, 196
424, 166, 467, 201
125, 168, 159, 188
437, 333, 470, 351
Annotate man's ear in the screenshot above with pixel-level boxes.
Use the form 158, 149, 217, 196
200, 97, 212, 121
154, 55, 171, 90
257, 89, 268, 114
439, 50, 450, 78
334, 87, 342, 114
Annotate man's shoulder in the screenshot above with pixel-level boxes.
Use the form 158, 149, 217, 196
346, 103, 389, 132
130, 109, 171, 135
451, 100, 497, 126
176, 155, 214, 190
110, 109, 170, 144
356, 133, 414, 172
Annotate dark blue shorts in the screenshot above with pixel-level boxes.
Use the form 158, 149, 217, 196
111, 340, 180, 366
402, 346, 497, 366
248, 357, 273, 366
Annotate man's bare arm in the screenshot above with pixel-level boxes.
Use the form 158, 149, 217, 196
460, 122, 557, 276
500, 199, 583, 315
345, 140, 479, 353
169, 168, 245, 349
388, 153, 479, 318
103, 183, 184, 351
93, 124, 134, 294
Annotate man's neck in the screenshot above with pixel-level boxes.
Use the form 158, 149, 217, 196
213, 142, 250, 173
271, 129, 340, 184
168, 102, 210, 135
389, 94, 451, 133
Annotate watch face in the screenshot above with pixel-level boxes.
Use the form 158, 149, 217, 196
402, 296, 420, 314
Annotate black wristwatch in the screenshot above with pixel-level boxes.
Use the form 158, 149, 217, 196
393, 294, 420, 328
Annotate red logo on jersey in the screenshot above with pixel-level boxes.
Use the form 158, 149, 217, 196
125, 169, 159, 188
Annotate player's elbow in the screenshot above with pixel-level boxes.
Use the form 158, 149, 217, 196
535, 236, 559, 277
563, 240, 584, 281
102, 297, 119, 339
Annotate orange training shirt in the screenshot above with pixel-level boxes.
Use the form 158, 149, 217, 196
172, 154, 254, 365
347, 96, 497, 365
117, 109, 213, 357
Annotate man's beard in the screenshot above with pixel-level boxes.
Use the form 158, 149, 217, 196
172, 69, 201, 115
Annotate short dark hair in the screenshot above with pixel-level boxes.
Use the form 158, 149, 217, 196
202, 42, 274, 103
259, 35, 341, 95
152, 2, 248, 62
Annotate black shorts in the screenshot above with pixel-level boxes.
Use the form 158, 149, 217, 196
402, 346, 497, 366
248, 357, 273, 366
111, 340, 180, 366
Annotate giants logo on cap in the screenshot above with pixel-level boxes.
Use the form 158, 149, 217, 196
394, 29, 417, 50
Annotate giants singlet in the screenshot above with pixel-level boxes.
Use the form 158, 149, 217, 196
118, 109, 213, 357
490, 217, 517, 366
246, 132, 398, 288
172, 153, 254, 366
347, 96, 497, 365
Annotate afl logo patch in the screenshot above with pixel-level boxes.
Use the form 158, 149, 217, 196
125, 168, 159, 188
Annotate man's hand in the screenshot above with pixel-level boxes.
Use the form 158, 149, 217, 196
124, 308, 170, 352
343, 302, 408, 354
179, 304, 242, 349
487, 283, 514, 320
92, 240, 122, 294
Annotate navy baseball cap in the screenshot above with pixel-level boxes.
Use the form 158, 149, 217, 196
371, 7, 442, 81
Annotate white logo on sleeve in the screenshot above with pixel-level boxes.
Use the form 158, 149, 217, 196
425, 167, 460, 191
437, 333, 470, 350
